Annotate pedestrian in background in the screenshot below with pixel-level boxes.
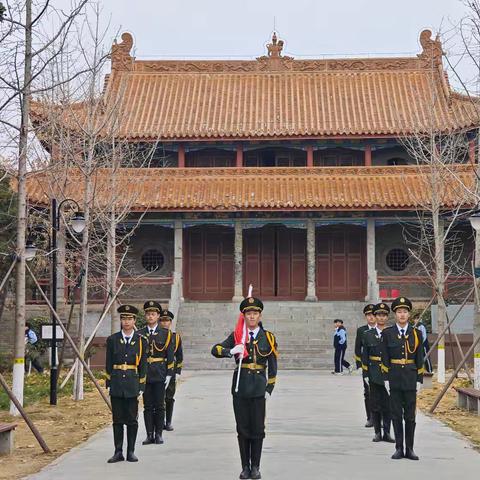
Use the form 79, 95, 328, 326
332, 319, 352, 375
25, 321, 44, 374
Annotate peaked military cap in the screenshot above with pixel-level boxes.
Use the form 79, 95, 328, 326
373, 302, 390, 315
117, 304, 139, 318
143, 300, 162, 313
160, 309, 174, 320
391, 296, 413, 312
363, 303, 375, 315
239, 297, 264, 313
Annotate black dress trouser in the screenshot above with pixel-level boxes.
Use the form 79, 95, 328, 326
369, 382, 391, 434
233, 396, 266, 469
111, 396, 138, 453
389, 389, 417, 450
165, 378, 176, 424
143, 382, 166, 435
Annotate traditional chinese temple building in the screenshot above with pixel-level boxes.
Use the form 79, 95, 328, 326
24, 30, 478, 368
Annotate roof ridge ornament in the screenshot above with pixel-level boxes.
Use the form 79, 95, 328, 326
267, 31, 284, 58
417, 29, 443, 66
111, 32, 134, 71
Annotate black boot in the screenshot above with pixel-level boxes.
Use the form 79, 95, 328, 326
405, 422, 419, 460
154, 410, 164, 444
142, 410, 155, 445
126, 424, 139, 462
165, 399, 174, 431
382, 421, 395, 443
250, 439, 263, 479
372, 412, 382, 442
364, 387, 372, 427
107, 425, 125, 463
391, 419, 404, 459
237, 436, 251, 479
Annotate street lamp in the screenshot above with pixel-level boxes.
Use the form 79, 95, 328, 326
30, 198, 85, 405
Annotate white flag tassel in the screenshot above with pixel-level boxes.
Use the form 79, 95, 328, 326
235, 284, 253, 393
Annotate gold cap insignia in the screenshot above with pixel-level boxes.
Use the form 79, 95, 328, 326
149, 301, 153, 306
248, 298, 254, 304
380, 304, 385, 308
400, 298, 405, 303
125, 306, 130, 311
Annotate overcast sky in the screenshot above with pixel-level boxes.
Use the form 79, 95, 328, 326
87, 0, 466, 60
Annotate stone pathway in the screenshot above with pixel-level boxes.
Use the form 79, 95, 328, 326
28, 371, 479, 480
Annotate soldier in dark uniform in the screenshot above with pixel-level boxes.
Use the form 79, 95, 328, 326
137, 301, 175, 445
159, 309, 183, 431
381, 296, 424, 460
354, 303, 377, 427
105, 305, 147, 463
211, 297, 278, 480
361, 303, 394, 443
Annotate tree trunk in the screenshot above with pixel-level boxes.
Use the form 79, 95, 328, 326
108, 209, 118, 334
11, 0, 32, 416
73, 162, 93, 401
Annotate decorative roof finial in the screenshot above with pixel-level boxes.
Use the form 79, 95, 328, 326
111, 32, 134, 71
418, 29, 443, 65
267, 32, 284, 58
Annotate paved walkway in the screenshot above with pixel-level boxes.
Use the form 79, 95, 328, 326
28, 371, 479, 480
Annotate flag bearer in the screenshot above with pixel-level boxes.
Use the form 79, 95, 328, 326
211, 297, 278, 480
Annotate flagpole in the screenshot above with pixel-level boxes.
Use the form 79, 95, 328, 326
235, 284, 253, 393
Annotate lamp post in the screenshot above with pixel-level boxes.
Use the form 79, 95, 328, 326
30, 199, 85, 405
469, 212, 480, 389
50, 199, 85, 405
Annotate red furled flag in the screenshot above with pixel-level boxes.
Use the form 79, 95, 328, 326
233, 312, 248, 359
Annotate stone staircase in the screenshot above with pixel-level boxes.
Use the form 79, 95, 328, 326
175, 301, 366, 370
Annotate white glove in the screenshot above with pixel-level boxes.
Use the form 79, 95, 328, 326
265, 392, 270, 400
230, 344, 245, 356
416, 381, 422, 392
364, 377, 369, 386
138, 390, 143, 397
384, 381, 390, 394
165, 375, 172, 388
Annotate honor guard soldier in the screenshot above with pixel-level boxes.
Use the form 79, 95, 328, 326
159, 309, 183, 431
211, 297, 278, 480
105, 305, 147, 463
354, 304, 377, 427
137, 301, 175, 445
381, 297, 424, 460
361, 303, 394, 443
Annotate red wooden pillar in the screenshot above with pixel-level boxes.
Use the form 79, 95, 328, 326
364, 145, 372, 166
236, 144, 243, 168
178, 144, 185, 168
307, 146, 314, 167
469, 139, 476, 165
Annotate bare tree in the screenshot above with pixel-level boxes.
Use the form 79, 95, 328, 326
29, 22, 158, 399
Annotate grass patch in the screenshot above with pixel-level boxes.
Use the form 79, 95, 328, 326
0, 371, 104, 410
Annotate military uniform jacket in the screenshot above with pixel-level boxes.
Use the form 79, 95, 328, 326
361, 328, 386, 386
171, 332, 183, 379
211, 329, 278, 398
105, 331, 147, 398
354, 324, 371, 369
137, 326, 174, 383
381, 324, 425, 391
